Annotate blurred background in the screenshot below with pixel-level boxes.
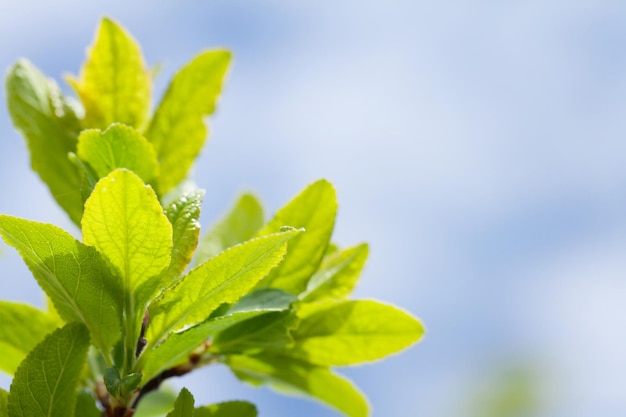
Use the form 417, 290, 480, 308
1, 1, 626, 416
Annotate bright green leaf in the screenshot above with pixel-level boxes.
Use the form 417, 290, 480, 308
146, 50, 231, 193
300, 243, 369, 302
195, 193, 264, 265
226, 354, 369, 417
7, 323, 90, 417
0, 388, 8, 417
195, 401, 257, 417
5, 60, 83, 224
76, 123, 159, 186
141, 289, 295, 381
166, 388, 195, 417
0, 302, 58, 375
163, 190, 204, 280
68, 17, 150, 129
82, 168, 172, 371
146, 228, 301, 347
0, 216, 122, 352
288, 300, 424, 366
74, 390, 101, 417
256, 180, 337, 294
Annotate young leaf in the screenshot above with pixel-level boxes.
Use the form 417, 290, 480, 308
68, 17, 150, 129
5, 60, 83, 224
163, 190, 205, 279
0, 215, 122, 352
7, 323, 90, 417
146, 228, 301, 346
0, 388, 7, 417
0, 302, 58, 375
287, 300, 424, 366
166, 388, 195, 417
195, 193, 264, 265
195, 401, 257, 417
76, 123, 159, 186
300, 243, 369, 302
140, 289, 295, 381
256, 180, 337, 294
83, 168, 172, 371
226, 354, 369, 417
146, 49, 231, 194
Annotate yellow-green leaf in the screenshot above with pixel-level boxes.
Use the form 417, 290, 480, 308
256, 180, 337, 294
226, 354, 369, 417
163, 190, 204, 280
195, 401, 257, 417
300, 243, 369, 302
288, 300, 424, 366
146, 50, 231, 193
7, 323, 90, 417
0, 215, 122, 352
0, 302, 58, 375
68, 17, 150, 129
5, 60, 83, 224
0, 388, 7, 417
195, 193, 264, 265
146, 228, 301, 347
166, 388, 194, 417
76, 123, 159, 187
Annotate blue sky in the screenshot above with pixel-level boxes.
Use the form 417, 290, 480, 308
1, 1, 626, 416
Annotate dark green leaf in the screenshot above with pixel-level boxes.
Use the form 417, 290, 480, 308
195, 193, 264, 265
0, 389, 7, 417
8, 323, 90, 417
5, 60, 83, 223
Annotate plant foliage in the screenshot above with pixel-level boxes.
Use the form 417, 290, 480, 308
0, 17, 424, 417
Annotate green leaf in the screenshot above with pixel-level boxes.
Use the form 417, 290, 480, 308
135, 386, 178, 417
7, 323, 90, 417
0, 215, 122, 352
76, 123, 159, 187
141, 289, 295, 381
145, 228, 301, 347
195, 193, 264, 265
166, 388, 195, 417
68, 17, 150, 129
104, 367, 122, 395
146, 50, 231, 194
300, 243, 369, 302
0, 388, 8, 417
195, 401, 257, 417
0, 302, 58, 375
256, 180, 337, 294
226, 354, 369, 417
5, 60, 83, 224
74, 390, 101, 417
82, 168, 172, 371
287, 300, 424, 366
163, 190, 204, 279
211, 311, 298, 354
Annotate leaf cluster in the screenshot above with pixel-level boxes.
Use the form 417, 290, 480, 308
0, 18, 424, 417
